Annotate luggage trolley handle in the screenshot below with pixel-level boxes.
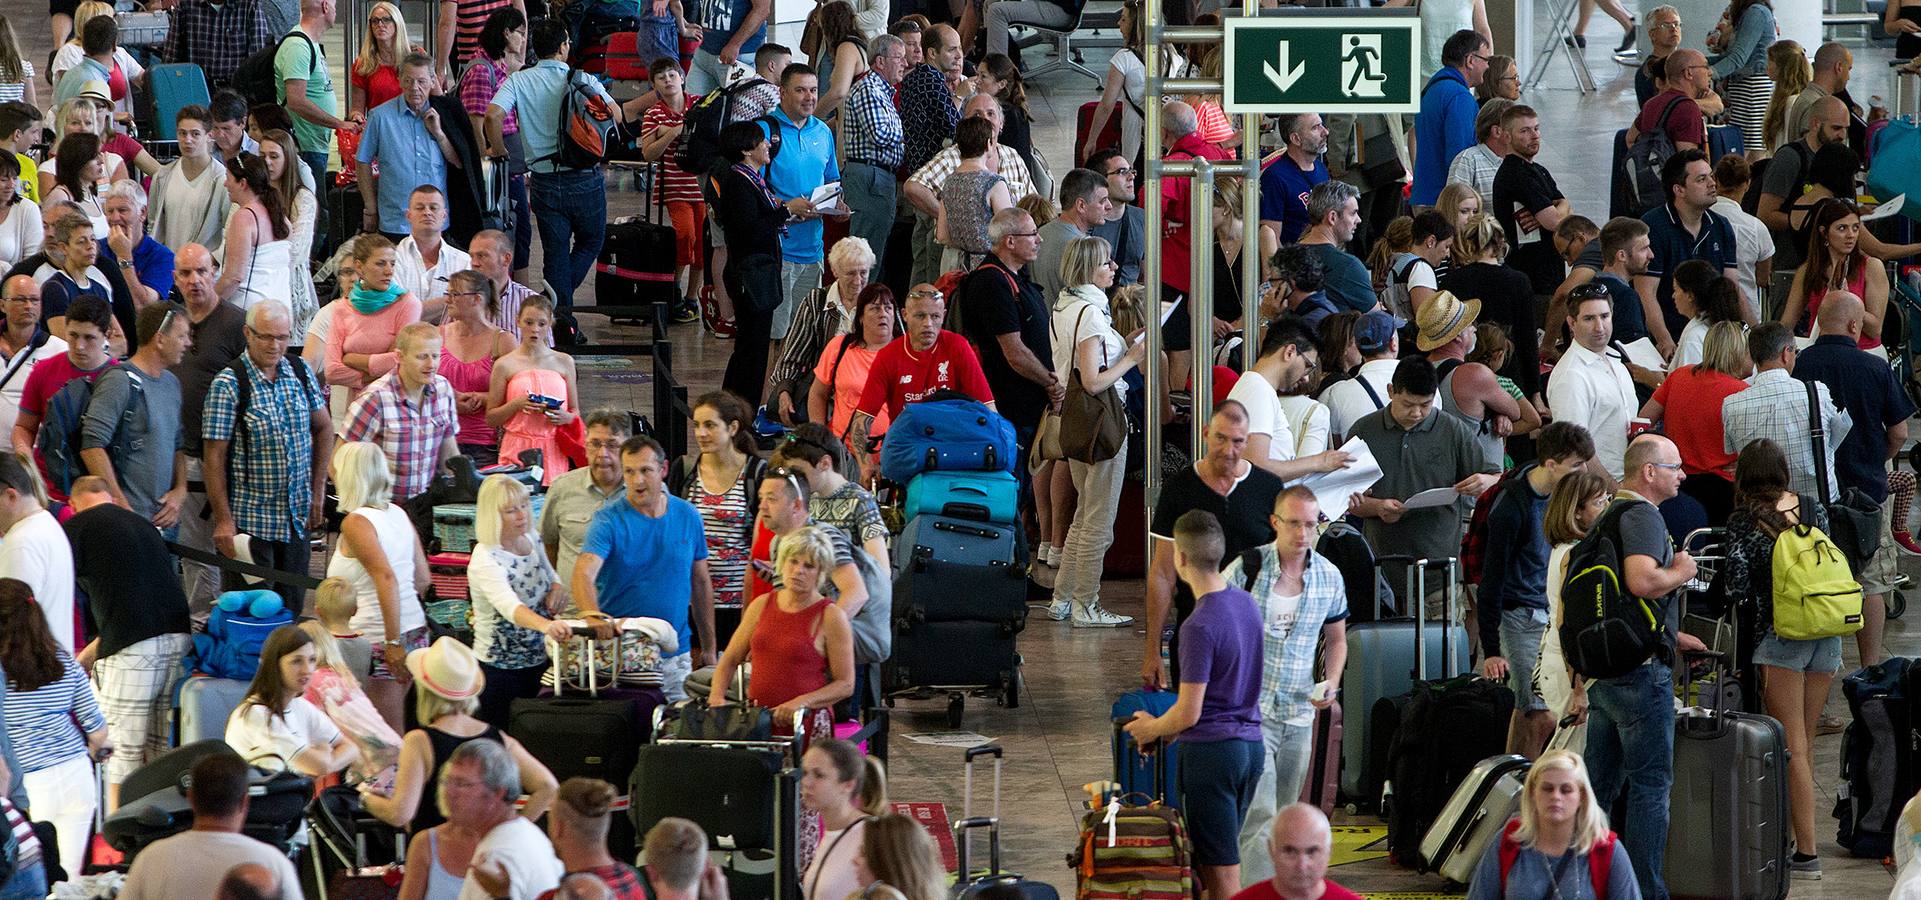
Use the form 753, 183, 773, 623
1111, 717, 1172, 803
962, 743, 1002, 821
1372, 555, 1460, 681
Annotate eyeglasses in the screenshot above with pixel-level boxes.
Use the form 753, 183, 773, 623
1108, 166, 1136, 178
157, 304, 178, 337
1649, 462, 1685, 471
908, 287, 944, 302
0, 295, 35, 304
1010, 231, 1041, 238
1570, 284, 1610, 300
245, 325, 292, 343
1651, 21, 1680, 30
446, 290, 485, 299
370, 15, 395, 23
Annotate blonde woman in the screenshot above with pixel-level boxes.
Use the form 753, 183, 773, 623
1465, 750, 1638, 899
37, 98, 129, 201
1535, 470, 1613, 761
324, 442, 431, 732
0, 14, 35, 107
849, 813, 946, 900
1761, 41, 1810, 154
468, 474, 572, 730
1431, 183, 1482, 281
1043, 236, 1146, 629
350, 1, 425, 117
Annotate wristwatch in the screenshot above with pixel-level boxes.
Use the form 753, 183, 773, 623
116, 260, 134, 269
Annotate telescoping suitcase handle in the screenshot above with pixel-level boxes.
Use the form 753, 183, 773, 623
550, 624, 627, 698
962, 743, 1002, 821
1371, 555, 1460, 682
953, 816, 1003, 881
1109, 717, 1172, 804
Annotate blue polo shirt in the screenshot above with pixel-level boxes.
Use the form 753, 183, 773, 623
1593, 272, 1648, 345
1641, 202, 1737, 340
100, 235, 174, 305
580, 493, 710, 654
1794, 334, 1917, 502
355, 96, 451, 234
1411, 67, 1476, 206
491, 59, 618, 175
1257, 153, 1328, 244
759, 108, 840, 265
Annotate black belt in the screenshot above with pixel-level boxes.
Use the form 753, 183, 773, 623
846, 158, 896, 169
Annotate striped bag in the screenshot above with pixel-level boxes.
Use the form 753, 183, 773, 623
1070, 795, 1196, 900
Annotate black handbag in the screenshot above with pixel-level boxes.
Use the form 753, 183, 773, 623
1355, 116, 1407, 192
1807, 381, 1883, 571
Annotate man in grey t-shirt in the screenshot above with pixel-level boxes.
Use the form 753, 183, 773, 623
1034, 168, 1112, 303
80, 303, 190, 525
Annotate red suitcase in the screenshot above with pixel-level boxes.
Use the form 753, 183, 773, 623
1297, 701, 1343, 814
1102, 476, 1146, 577
1076, 101, 1123, 168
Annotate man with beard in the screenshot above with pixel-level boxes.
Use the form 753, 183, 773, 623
1258, 114, 1330, 248
1086, 149, 1145, 287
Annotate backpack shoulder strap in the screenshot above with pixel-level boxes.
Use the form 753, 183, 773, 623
1357, 375, 1386, 410
227, 357, 255, 450
1239, 546, 1264, 591
1498, 818, 1524, 893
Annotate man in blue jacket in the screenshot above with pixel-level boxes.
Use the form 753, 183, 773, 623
1411, 29, 1489, 206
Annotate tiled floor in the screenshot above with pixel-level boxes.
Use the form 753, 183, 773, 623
19, 3, 1919, 895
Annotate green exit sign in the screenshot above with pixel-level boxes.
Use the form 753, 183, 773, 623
1223, 14, 1422, 114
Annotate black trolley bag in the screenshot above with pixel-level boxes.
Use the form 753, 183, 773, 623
1342, 555, 1471, 812
1663, 651, 1792, 900
952, 744, 1059, 900
633, 705, 807, 900
1376, 557, 1513, 868
594, 160, 680, 312
1835, 657, 1918, 858
886, 517, 1028, 724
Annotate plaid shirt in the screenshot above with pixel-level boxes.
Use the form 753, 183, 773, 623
458, 54, 518, 135
908, 145, 1037, 201
1221, 544, 1349, 726
1446, 143, 1501, 200
343, 370, 459, 502
841, 72, 903, 169
1721, 368, 1851, 503
164, 0, 273, 87
898, 64, 959, 177
202, 355, 327, 542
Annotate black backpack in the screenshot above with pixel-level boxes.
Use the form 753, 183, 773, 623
1621, 93, 1688, 216
223, 353, 314, 458
232, 30, 318, 108
1559, 499, 1669, 679
677, 78, 774, 173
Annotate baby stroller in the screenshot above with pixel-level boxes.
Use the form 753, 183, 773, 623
101, 741, 314, 863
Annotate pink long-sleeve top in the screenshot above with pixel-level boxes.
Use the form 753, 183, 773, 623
325, 295, 423, 395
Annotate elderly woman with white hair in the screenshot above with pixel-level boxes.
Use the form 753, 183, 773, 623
1465, 750, 1640, 899
468, 473, 572, 730
770, 236, 874, 427
325, 441, 432, 732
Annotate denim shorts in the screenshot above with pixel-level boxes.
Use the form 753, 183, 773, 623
1499, 607, 1550, 712
1177, 738, 1263, 866
1752, 631, 1843, 674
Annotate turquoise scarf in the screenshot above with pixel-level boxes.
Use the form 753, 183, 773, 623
349, 280, 406, 315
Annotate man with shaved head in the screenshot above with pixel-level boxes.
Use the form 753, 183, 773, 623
170, 243, 249, 619
1788, 42, 1854, 141
1758, 94, 1850, 274
1229, 803, 1361, 900
1582, 433, 1705, 900
0, 275, 65, 441
1793, 289, 1913, 667
1627, 49, 1711, 153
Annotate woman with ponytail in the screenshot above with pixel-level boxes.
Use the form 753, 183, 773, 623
800, 738, 888, 900
215, 152, 293, 312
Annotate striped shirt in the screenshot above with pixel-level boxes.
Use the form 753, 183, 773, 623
643, 97, 705, 204
840, 71, 902, 169
451, 0, 514, 72
0, 63, 32, 104
3, 654, 105, 774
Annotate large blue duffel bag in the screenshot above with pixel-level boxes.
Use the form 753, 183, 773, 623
1868, 119, 1921, 224
879, 391, 1017, 483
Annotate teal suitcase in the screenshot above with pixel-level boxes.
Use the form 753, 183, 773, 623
904, 470, 1018, 525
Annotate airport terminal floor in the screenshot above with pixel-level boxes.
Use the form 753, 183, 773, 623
17, 2, 1915, 896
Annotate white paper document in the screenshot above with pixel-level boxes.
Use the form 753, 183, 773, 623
1618, 337, 1667, 372
1863, 194, 1906, 222
1401, 486, 1462, 509
1298, 436, 1382, 517
810, 181, 844, 213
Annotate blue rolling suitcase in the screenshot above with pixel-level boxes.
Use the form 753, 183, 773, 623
894, 513, 1021, 573
141, 63, 210, 148
1111, 689, 1180, 808
1340, 556, 1470, 810
904, 470, 1017, 524
879, 392, 1018, 482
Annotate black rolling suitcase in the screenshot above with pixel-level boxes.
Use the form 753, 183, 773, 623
886, 516, 1028, 723
1663, 652, 1792, 900
953, 744, 1060, 900
595, 162, 679, 312
635, 705, 803, 900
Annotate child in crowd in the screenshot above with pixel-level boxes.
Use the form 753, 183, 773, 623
297, 620, 401, 795
316, 577, 373, 692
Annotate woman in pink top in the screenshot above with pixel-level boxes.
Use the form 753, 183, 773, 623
326, 234, 423, 398
439, 270, 515, 463
808, 283, 899, 453
486, 293, 578, 484
1781, 198, 1890, 351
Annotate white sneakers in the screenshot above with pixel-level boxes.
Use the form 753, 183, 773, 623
1045, 599, 1134, 627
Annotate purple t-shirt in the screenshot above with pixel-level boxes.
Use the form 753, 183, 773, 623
1177, 586, 1264, 743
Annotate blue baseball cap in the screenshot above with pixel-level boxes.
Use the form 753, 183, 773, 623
1354, 310, 1405, 354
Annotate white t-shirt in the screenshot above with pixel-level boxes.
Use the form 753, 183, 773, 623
0, 202, 43, 271
1673, 316, 1710, 371
1225, 371, 1293, 463
0, 510, 75, 650
1710, 196, 1774, 315
1320, 357, 1398, 440
119, 829, 304, 900
394, 236, 472, 309
225, 696, 343, 769
1261, 590, 1312, 726
803, 818, 867, 900
1276, 394, 1330, 458
460, 816, 563, 900
0, 334, 67, 441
